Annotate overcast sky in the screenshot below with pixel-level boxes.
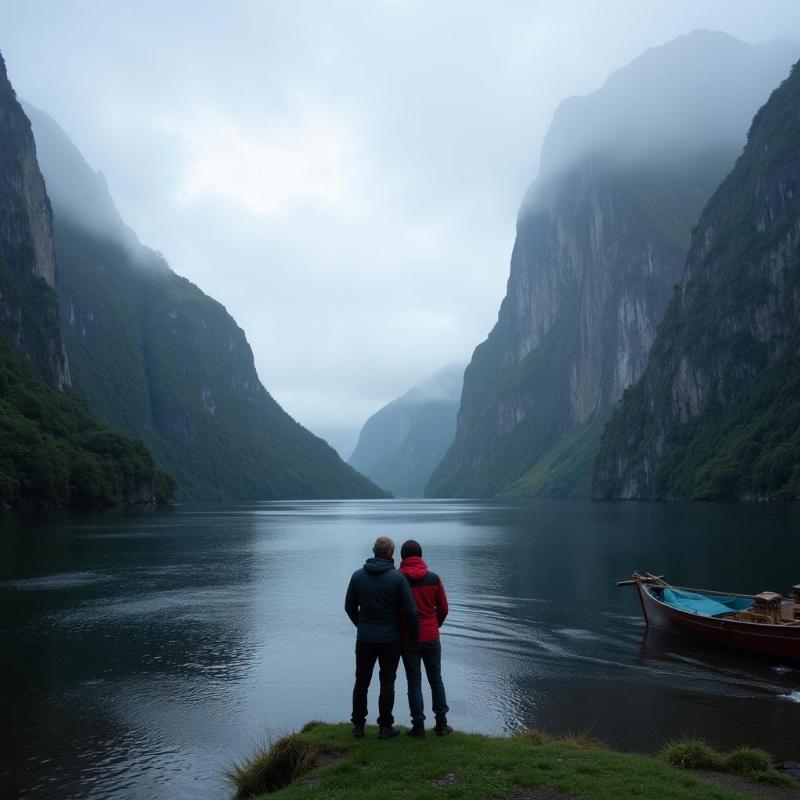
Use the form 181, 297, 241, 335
2, 1, 799, 455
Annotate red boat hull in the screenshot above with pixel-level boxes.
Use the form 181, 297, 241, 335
636, 582, 800, 662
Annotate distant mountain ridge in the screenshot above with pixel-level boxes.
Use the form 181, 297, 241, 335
593, 58, 800, 499
427, 31, 800, 499
25, 103, 388, 500
350, 364, 463, 497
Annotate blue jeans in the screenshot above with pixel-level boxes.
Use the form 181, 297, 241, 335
402, 640, 449, 725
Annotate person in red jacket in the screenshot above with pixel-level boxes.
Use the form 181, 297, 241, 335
398, 539, 452, 738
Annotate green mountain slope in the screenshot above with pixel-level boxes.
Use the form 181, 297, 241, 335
349, 364, 463, 497
427, 31, 800, 499
25, 103, 387, 500
0, 332, 174, 507
593, 58, 800, 499
0, 53, 173, 507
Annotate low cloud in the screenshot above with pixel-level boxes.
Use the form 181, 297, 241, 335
3, 0, 800, 437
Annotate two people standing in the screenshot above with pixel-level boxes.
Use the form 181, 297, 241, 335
345, 536, 451, 739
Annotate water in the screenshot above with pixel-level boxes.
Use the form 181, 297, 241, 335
2, 499, 800, 798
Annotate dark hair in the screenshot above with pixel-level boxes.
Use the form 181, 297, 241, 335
400, 539, 422, 559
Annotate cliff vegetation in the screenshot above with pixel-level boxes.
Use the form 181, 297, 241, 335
594, 58, 800, 499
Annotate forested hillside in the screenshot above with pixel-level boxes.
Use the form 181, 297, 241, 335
26, 104, 388, 500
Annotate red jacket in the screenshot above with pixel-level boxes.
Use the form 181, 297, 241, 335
399, 556, 448, 643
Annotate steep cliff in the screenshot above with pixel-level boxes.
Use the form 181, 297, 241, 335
593, 59, 800, 499
349, 364, 463, 497
427, 31, 800, 499
0, 54, 68, 387
0, 54, 174, 507
25, 103, 388, 500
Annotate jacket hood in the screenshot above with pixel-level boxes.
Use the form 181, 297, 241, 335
364, 556, 395, 575
399, 556, 429, 581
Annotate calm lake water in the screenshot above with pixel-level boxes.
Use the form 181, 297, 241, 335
2, 499, 800, 798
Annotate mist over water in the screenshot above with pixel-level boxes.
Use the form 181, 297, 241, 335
3, 500, 800, 799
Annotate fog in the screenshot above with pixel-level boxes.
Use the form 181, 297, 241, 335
538, 31, 800, 179
2, 1, 800, 447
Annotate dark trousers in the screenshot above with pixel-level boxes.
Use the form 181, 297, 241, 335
402, 639, 449, 725
351, 639, 402, 727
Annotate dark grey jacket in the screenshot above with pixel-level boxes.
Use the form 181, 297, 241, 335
345, 557, 419, 643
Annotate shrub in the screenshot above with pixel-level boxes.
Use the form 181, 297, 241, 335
662, 738, 722, 770
225, 734, 319, 798
723, 747, 770, 776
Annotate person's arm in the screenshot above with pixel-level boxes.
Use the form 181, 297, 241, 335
436, 577, 449, 627
399, 575, 419, 644
345, 575, 359, 627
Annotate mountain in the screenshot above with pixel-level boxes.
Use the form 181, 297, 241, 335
426, 31, 800, 499
593, 58, 800, 500
349, 364, 463, 497
0, 53, 173, 507
0, 56, 67, 389
24, 103, 388, 500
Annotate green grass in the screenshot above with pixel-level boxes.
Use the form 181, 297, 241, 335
232, 723, 787, 800
662, 738, 796, 789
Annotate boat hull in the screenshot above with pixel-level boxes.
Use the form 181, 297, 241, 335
636, 582, 800, 662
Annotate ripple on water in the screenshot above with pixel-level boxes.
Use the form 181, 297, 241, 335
0, 571, 107, 591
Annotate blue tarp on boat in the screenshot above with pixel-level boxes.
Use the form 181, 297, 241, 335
661, 588, 751, 617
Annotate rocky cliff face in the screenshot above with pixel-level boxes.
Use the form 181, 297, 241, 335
0, 54, 68, 386
25, 103, 387, 500
593, 59, 800, 499
427, 31, 800, 499
349, 364, 463, 497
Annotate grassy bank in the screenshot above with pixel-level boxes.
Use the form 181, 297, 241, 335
227, 723, 797, 800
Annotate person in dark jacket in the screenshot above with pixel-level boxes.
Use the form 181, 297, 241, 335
345, 536, 419, 739
399, 539, 451, 738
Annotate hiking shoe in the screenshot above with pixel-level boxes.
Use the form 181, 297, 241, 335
351, 723, 365, 738
406, 724, 426, 739
435, 720, 453, 737
378, 726, 400, 739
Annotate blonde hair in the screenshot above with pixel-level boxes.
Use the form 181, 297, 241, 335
373, 536, 395, 557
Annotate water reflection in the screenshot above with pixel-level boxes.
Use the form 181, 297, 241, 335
2, 499, 800, 799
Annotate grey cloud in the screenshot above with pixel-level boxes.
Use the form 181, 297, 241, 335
2, 1, 800, 435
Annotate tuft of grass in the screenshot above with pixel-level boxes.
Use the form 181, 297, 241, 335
752, 770, 798, 788
662, 738, 723, 771
517, 728, 549, 745
557, 730, 608, 750
722, 747, 770, 776
225, 734, 319, 798
300, 721, 324, 734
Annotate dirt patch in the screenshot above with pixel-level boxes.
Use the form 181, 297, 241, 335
314, 750, 346, 769
429, 772, 459, 787
302, 750, 346, 789
695, 770, 800, 800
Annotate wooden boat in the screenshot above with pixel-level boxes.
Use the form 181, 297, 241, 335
618, 572, 800, 662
